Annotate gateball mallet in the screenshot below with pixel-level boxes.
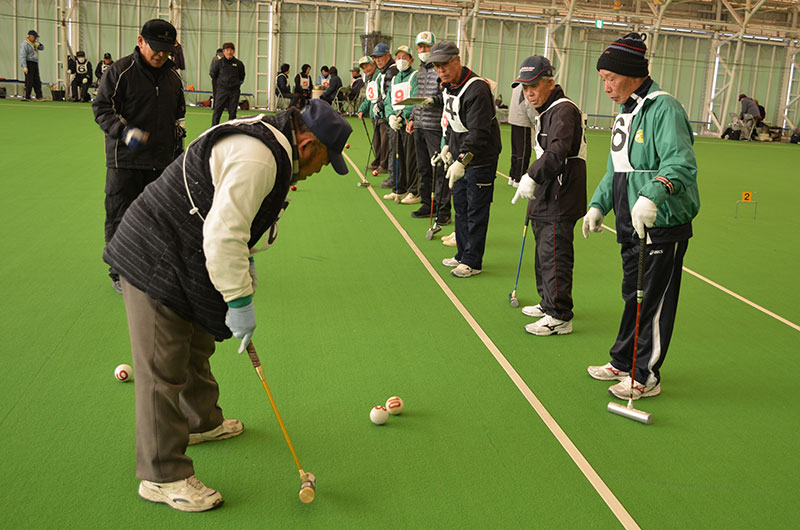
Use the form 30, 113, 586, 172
358, 118, 374, 187
607, 233, 652, 424
509, 215, 529, 308
245, 342, 317, 501
425, 155, 444, 240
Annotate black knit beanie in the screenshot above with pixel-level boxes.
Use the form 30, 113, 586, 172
596, 32, 649, 78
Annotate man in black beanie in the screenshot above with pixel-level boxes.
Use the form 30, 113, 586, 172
583, 32, 700, 401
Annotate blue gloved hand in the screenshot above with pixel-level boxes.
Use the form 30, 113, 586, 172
225, 298, 256, 354
248, 257, 258, 292
122, 125, 149, 151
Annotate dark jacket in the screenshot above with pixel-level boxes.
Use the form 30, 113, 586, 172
410, 61, 443, 131
439, 67, 501, 167
93, 47, 185, 170
210, 56, 245, 91
95, 60, 112, 81
104, 112, 296, 340
349, 77, 364, 100
321, 74, 343, 102
525, 85, 587, 223
68, 57, 93, 83
377, 60, 398, 118
276, 72, 291, 97
294, 73, 311, 96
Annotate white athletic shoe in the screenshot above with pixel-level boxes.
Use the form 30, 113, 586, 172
442, 257, 460, 267
521, 304, 545, 318
138, 475, 223, 512
507, 177, 514, 187
382, 192, 402, 201
587, 362, 630, 381
400, 193, 420, 205
442, 235, 457, 247
608, 376, 661, 400
442, 232, 455, 241
188, 419, 244, 446
524, 315, 572, 336
450, 264, 481, 278
512, 180, 520, 189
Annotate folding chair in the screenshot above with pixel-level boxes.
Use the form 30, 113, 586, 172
332, 86, 348, 114
740, 113, 756, 141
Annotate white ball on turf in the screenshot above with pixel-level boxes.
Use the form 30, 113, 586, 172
370, 405, 389, 425
385, 396, 404, 415
115, 364, 133, 382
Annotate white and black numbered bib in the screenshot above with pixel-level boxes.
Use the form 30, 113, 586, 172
76, 61, 89, 75
610, 91, 668, 173
441, 77, 487, 134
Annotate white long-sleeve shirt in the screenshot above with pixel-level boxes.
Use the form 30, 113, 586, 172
203, 128, 292, 302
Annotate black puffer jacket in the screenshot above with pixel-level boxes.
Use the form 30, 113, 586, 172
410, 61, 443, 131
525, 85, 587, 223
93, 47, 185, 170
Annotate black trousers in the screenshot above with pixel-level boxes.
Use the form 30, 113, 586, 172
212, 88, 240, 126
414, 127, 451, 219
24, 61, 43, 99
509, 125, 532, 181
531, 219, 577, 321
370, 118, 389, 171
387, 126, 418, 195
609, 239, 689, 385
453, 163, 497, 270
71, 78, 90, 102
105, 167, 162, 279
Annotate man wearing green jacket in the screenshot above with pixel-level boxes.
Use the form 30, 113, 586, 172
382, 45, 419, 203
583, 33, 700, 400
357, 56, 385, 172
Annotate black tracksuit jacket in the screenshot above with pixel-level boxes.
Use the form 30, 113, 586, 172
93, 47, 185, 170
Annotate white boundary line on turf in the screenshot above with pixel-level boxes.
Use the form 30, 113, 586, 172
343, 153, 642, 530
599, 224, 800, 332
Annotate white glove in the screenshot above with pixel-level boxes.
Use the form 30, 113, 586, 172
511, 174, 536, 204
581, 207, 605, 239
67, 69, 72, 75
420, 97, 434, 108
631, 196, 658, 239
82, 77, 88, 84
441, 145, 452, 166
225, 301, 256, 354
447, 161, 466, 189
389, 115, 403, 131
372, 103, 380, 115
23, 67, 28, 75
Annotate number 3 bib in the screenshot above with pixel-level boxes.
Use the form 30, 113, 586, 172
610, 91, 668, 173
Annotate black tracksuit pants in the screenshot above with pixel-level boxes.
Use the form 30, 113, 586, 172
452, 163, 497, 270
609, 239, 689, 385
510, 125, 532, 181
212, 87, 240, 126
387, 126, 418, 196
24, 61, 43, 99
531, 219, 577, 321
104, 168, 162, 280
71, 77, 90, 102
414, 127, 451, 220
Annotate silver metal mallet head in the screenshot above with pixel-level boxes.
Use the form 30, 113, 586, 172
509, 291, 519, 307
607, 400, 652, 424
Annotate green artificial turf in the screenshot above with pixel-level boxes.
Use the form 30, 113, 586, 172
0, 99, 798, 529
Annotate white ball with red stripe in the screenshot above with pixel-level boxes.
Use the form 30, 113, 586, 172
115, 364, 133, 382
385, 396, 404, 415
370, 405, 389, 425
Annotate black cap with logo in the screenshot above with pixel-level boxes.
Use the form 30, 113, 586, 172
140, 19, 177, 52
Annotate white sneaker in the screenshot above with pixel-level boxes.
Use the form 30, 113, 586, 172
443, 238, 457, 247
521, 304, 545, 318
608, 376, 661, 400
400, 193, 420, 205
138, 475, 223, 512
524, 315, 572, 336
383, 192, 402, 201
188, 419, 244, 446
442, 257, 460, 267
507, 178, 514, 187
587, 362, 629, 381
512, 180, 520, 189
450, 264, 481, 277
442, 232, 455, 241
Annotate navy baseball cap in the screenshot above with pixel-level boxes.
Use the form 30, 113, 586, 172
371, 43, 390, 57
511, 56, 554, 87
140, 19, 177, 52
28, 30, 39, 38
300, 100, 353, 175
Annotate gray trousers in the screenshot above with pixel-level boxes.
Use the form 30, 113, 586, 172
121, 278, 223, 483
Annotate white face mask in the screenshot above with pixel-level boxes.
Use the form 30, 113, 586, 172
418, 52, 431, 63
396, 59, 410, 72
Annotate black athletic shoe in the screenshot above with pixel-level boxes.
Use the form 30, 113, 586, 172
411, 208, 432, 219
436, 215, 452, 225
380, 177, 395, 189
